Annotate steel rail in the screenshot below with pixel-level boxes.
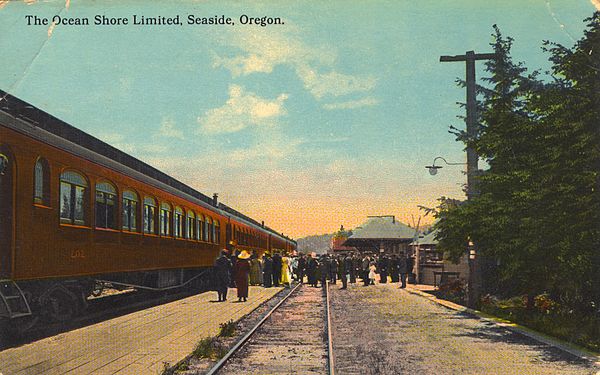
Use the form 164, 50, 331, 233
205, 282, 302, 375
325, 280, 335, 375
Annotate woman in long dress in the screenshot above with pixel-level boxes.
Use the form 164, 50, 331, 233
235, 250, 251, 302
280, 254, 291, 287
249, 254, 262, 285
369, 262, 377, 285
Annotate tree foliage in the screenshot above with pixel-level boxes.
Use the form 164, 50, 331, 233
433, 13, 600, 311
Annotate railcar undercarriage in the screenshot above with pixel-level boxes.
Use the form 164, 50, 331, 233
0, 267, 213, 331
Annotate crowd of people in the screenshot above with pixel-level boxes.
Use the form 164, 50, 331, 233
213, 250, 416, 302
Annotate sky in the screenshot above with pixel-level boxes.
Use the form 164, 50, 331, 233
1, 0, 598, 238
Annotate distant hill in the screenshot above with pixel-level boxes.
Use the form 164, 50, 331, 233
297, 233, 333, 254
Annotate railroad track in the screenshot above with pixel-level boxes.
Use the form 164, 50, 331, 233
207, 282, 335, 375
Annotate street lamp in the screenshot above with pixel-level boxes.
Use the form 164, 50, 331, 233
425, 157, 467, 176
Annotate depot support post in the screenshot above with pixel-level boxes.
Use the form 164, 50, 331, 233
440, 51, 496, 308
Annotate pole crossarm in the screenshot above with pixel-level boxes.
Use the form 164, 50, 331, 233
440, 51, 497, 62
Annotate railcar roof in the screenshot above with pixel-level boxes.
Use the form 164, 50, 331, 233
0, 90, 295, 244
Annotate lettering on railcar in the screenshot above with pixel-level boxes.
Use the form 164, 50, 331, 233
70, 249, 85, 259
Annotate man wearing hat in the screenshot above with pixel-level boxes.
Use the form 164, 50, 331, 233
234, 250, 251, 302
306, 252, 318, 287
214, 250, 232, 302
262, 252, 273, 288
272, 252, 282, 287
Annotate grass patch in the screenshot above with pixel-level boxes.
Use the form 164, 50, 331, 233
431, 279, 466, 305
160, 360, 189, 375
218, 320, 237, 337
480, 299, 600, 353
192, 336, 228, 360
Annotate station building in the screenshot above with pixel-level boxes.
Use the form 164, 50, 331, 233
342, 215, 415, 255
410, 229, 469, 286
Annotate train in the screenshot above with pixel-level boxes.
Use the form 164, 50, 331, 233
0, 90, 296, 325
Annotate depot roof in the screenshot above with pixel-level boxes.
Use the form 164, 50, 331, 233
410, 229, 439, 246
345, 216, 416, 241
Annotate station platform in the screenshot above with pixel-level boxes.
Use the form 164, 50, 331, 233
0, 286, 281, 375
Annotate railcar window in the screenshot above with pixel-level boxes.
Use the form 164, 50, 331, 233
186, 211, 195, 239
160, 202, 172, 236
198, 214, 205, 241
95, 181, 117, 229
174, 206, 184, 238
33, 158, 50, 205
60, 171, 88, 225
206, 216, 212, 243
214, 220, 220, 244
123, 190, 139, 232
143, 197, 157, 234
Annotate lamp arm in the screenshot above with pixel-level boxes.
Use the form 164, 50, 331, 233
431, 157, 466, 167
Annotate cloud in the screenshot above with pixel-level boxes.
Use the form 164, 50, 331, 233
212, 27, 334, 77
322, 97, 379, 110
592, 0, 600, 10
199, 84, 288, 134
157, 118, 184, 139
296, 65, 377, 99
213, 27, 376, 101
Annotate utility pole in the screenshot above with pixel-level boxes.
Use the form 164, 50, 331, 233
440, 50, 496, 308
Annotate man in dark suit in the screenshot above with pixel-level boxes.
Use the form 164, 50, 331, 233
306, 254, 318, 287
389, 254, 399, 283
340, 254, 352, 289
214, 251, 232, 302
262, 253, 273, 288
350, 254, 359, 284
272, 252, 282, 287
297, 253, 306, 283
319, 255, 330, 288
378, 253, 389, 284
329, 257, 338, 284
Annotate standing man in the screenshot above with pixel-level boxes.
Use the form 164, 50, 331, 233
350, 253, 359, 284
378, 252, 389, 284
319, 255, 330, 288
398, 253, 408, 289
362, 255, 370, 286
329, 256, 338, 285
262, 253, 273, 288
272, 252, 282, 287
214, 250, 232, 302
389, 254, 399, 283
340, 254, 351, 289
307, 253, 318, 287
229, 251, 238, 288
297, 253, 306, 283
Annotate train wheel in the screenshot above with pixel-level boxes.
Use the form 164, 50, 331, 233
40, 285, 80, 322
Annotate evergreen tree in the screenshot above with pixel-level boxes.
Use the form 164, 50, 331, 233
433, 13, 600, 311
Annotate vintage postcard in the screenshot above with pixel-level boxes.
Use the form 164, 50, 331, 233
0, 1, 599, 374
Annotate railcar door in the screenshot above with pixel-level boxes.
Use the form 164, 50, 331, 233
225, 223, 232, 251
0, 148, 13, 278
